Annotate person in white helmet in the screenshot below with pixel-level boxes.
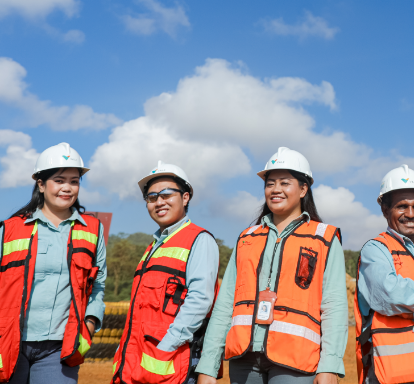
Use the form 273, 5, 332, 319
111, 161, 220, 384
0, 143, 107, 384
355, 164, 414, 384
197, 147, 348, 384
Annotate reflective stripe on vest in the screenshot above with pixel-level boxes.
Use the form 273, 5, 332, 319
141, 352, 175, 375
224, 220, 339, 374
3, 221, 38, 257
230, 315, 320, 345
355, 231, 414, 384
374, 342, 414, 357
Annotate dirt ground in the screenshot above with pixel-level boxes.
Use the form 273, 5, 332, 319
79, 327, 357, 384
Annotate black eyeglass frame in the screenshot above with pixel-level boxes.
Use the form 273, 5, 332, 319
144, 188, 184, 203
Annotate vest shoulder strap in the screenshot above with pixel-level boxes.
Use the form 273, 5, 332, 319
373, 232, 410, 255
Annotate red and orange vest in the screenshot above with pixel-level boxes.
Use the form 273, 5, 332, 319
224, 220, 341, 374
112, 220, 219, 384
355, 232, 414, 384
0, 215, 100, 383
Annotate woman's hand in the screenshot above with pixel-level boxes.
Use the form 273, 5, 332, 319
197, 373, 217, 384
85, 316, 97, 337
313, 373, 338, 384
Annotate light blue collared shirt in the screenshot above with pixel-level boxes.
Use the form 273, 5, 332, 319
358, 227, 414, 318
0, 209, 107, 341
151, 215, 220, 352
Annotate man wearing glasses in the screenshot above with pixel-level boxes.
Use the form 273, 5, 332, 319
111, 161, 220, 384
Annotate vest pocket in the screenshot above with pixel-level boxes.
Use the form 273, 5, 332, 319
162, 277, 187, 316
295, 247, 318, 289
131, 322, 184, 384
71, 253, 92, 289
139, 278, 165, 310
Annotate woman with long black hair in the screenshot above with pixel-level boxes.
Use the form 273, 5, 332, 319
196, 147, 348, 384
0, 143, 106, 384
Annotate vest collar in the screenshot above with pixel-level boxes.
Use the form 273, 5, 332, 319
153, 215, 189, 243
387, 226, 414, 246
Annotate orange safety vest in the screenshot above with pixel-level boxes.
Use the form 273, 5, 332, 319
224, 220, 341, 374
0, 215, 100, 383
112, 220, 220, 384
355, 231, 414, 384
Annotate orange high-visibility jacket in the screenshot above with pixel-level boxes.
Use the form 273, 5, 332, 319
0, 215, 100, 383
355, 232, 414, 384
112, 220, 219, 384
224, 220, 341, 374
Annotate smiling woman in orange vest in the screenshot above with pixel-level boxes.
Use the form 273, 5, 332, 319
196, 147, 348, 384
0, 143, 106, 384
111, 161, 220, 384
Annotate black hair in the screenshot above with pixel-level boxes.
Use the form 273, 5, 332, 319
380, 193, 393, 210
10, 168, 85, 219
254, 169, 322, 225
143, 176, 191, 214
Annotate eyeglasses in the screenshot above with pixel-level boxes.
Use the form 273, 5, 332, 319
144, 188, 183, 203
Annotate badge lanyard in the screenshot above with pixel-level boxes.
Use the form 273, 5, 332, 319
255, 237, 280, 325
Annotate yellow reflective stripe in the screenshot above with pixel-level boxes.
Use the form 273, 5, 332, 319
163, 220, 192, 244
78, 334, 91, 357
112, 361, 118, 374
140, 352, 175, 375
31, 221, 38, 236
151, 247, 190, 263
0, 354, 3, 369
3, 238, 31, 257
72, 230, 98, 246
3, 221, 38, 257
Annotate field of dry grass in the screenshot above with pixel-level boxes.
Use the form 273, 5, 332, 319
79, 326, 357, 384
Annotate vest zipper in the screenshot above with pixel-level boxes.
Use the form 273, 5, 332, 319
273, 306, 321, 326
235, 300, 255, 307
371, 326, 414, 334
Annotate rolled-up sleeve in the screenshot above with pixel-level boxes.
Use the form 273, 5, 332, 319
157, 232, 219, 352
85, 222, 107, 331
195, 246, 237, 378
317, 237, 348, 377
359, 240, 414, 317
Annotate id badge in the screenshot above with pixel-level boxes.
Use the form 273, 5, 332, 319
255, 287, 277, 325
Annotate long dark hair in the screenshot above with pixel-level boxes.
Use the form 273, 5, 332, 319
254, 169, 322, 225
10, 168, 85, 219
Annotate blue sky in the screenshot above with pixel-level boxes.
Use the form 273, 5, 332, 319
0, 0, 413, 249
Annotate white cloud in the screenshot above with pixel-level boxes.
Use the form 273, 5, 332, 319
62, 29, 85, 43
0, 0, 79, 19
0, 130, 39, 188
79, 187, 109, 205
0, 57, 122, 130
212, 191, 264, 225
88, 116, 251, 200
122, 0, 190, 37
262, 11, 339, 40
314, 185, 386, 250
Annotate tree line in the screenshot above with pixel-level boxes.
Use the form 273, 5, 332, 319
104, 232, 358, 302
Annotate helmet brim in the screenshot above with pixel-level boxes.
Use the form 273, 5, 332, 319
32, 166, 90, 180
257, 169, 314, 185
138, 172, 193, 198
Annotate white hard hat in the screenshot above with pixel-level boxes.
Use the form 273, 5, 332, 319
32, 142, 89, 180
257, 147, 314, 185
377, 164, 414, 204
138, 160, 193, 198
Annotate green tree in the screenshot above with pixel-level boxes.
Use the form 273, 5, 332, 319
217, 239, 233, 279
344, 250, 359, 278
